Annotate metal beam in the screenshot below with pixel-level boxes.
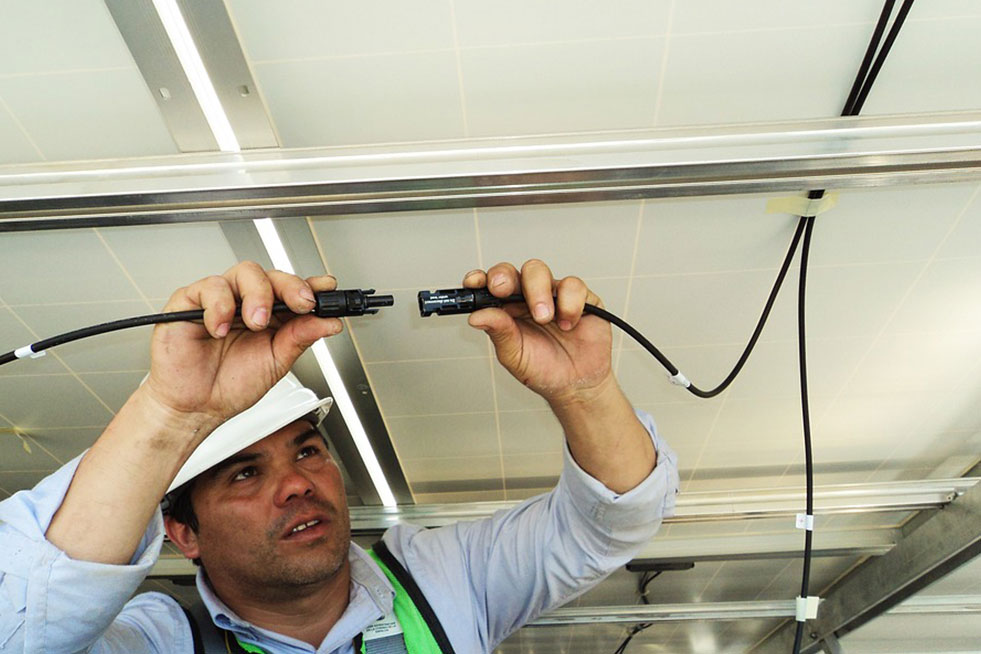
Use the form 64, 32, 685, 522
750, 474, 981, 654
2, 113, 980, 231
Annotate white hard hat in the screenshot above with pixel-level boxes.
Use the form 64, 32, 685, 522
166, 372, 333, 494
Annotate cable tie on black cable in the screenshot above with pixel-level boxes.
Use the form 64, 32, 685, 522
795, 596, 820, 622
795, 513, 815, 531
668, 371, 691, 388
14, 345, 46, 360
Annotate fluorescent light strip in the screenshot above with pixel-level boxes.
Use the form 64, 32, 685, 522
154, 6, 397, 506
254, 220, 396, 507
151, 0, 240, 152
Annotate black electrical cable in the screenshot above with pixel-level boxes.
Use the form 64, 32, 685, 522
792, 216, 817, 654
850, 0, 916, 116
0, 289, 394, 367
612, 571, 663, 654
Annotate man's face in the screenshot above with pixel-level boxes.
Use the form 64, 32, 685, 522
168, 420, 351, 595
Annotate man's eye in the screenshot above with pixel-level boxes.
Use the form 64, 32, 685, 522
297, 445, 321, 460
233, 466, 257, 481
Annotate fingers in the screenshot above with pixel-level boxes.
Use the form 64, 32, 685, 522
163, 262, 338, 339
467, 259, 602, 331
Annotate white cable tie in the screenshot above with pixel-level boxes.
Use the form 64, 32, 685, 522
14, 345, 46, 360
796, 596, 821, 621
796, 513, 815, 531
668, 371, 691, 388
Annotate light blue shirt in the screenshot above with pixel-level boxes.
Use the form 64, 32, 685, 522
0, 411, 678, 654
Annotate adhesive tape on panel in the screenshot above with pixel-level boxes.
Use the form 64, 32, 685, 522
766, 192, 839, 218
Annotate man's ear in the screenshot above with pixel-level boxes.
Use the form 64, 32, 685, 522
164, 515, 201, 560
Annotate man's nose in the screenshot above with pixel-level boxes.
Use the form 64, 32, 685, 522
273, 466, 315, 506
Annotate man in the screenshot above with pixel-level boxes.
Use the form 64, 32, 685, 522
0, 259, 679, 653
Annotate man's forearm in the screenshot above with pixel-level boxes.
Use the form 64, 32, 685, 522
45, 388, 219, 565
548, 375, 656, 494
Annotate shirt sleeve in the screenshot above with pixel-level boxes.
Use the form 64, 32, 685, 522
0, 453, 176, 654
382, 409, 680, 652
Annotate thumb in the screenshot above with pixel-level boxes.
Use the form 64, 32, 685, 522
468, 307, 523, 370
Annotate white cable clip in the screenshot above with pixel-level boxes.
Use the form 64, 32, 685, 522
14, 345, 46, 360
795, 596, 820, 621
668, 371, 691, 388
796, 513, 815, 531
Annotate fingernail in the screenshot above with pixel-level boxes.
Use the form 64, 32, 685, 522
300, 287, 316, 303
252, 307, 269, 327
216, 322, 230, 338
558, 319, 572, 331
534, 303, 550, 321
464, 269, 482, 280
491, 274, 507, 288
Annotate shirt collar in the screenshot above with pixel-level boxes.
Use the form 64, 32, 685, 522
194, 542, 396, 649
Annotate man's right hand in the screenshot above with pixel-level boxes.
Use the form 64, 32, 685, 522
45, 262, 343, 566
141, 262, 343, 429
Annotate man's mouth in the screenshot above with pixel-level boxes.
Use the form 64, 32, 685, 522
282, 515, 330, 541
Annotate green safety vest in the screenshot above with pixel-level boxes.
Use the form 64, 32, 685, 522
183, 540, 455, 654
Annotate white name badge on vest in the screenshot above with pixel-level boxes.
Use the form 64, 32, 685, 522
363, 610, 408, 654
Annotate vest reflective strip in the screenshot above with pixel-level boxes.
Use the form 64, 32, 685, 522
364, 548, 444, 654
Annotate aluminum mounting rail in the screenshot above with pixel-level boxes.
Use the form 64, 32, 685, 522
528, 595, 981, 626
346, 477, 977, 531
2, 112, 980, 232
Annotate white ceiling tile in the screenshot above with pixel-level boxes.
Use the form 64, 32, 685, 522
887, 256, 981, 334
656, 24, 873, 127
12, 302, 152, 373
454, 0, 672, 47
810, 184, 979, 266
723, 337, 874, 401
77, 371, 144, 413
0, 230, 139, 304
636, 195, 795, 276
861, 17, 981, 116
497, 410, 565, 455
311, 210, 479, 291
462, 38, 665, 137
0, 69, 177, 162
671, 0, 881, 34
349, 289, 488, 363
586, 277, 630, 318
254, 53, 464, 147
0, 374, 112, 429
817, 392, 942, 448
0, 307, 68, 376
0, 100, 42, 165
844, 331, 981, 395
228, 0, 454, 61
386, 412, 499, 460
366, 358, 495, 416
503, 451, 563, 481
22, 427, 103, 466
770, 260, 926, 340
937, 186, 981, 259
625, 270, 798, 347
842, 613, 981, 652
0, 429, 61, 471
477, 201, 641, 279
98, 223, 239, 300
0, 0, 133, 75
401, 454, 501, 486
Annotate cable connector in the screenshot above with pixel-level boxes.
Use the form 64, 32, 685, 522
418, 288, 516, 316
312, 289, 394, 317
795, 596, 820, 622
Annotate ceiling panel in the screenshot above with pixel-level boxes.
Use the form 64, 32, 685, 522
453, 0, 672, 47
252, 52, 465, 147
461, 37, 665, 137
840, 613, 981, 653
226, 0, 455, 61
0, 68, 177, 161
0, 99, 42, 164
0, 374, 113, 429
20, 427, 104, 468
365, 358, 495, 416
386, 412, 499, 461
